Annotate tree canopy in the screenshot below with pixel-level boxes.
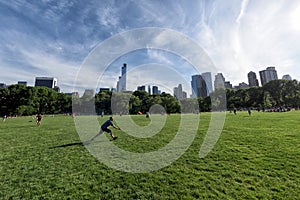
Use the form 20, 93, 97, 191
0, 85, 72, 116
0, 79, 299, 116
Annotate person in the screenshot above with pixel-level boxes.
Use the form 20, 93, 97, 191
146, 112, 150, 118
90, 117, 120, 141
247, 107, 251, 116
233, 108, 237, 115
36, 113, 43, 127
3, 115, 7, 122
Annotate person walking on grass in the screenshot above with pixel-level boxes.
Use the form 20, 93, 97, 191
3, 115, 7, 122
36, 113, 43, 127
247, 107, 251, 116
233, 108, 237, 115
90, 116, 120, 141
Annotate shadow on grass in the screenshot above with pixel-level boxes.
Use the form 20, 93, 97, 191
49, 140, 103, 149
49, 142, 84, 149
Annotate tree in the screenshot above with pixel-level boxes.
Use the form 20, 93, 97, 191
0, 85, 72, 116
281, 80, 300, 108
0, 88, 9, 116
160, 93, 180, 113
129, 95, 141, 114
95, 90, 112, 114
247, 87, 264, 108
263, 79, 289, 107
132, 90, 150, 113
111, 92, 131, 115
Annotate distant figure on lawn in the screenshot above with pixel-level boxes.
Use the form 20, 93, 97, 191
89, 117, 120, 141
247, 107, 251, 116
146, 112, 150, 118
3, 115, 7, 122
36, 113, 43, 127
233, 108, 237, 115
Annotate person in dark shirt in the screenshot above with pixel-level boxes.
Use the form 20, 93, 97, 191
36, 113, 43, 127
247, 107, 251, 116
90, 117, 120, 141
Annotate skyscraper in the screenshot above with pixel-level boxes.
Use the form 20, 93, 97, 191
0, 83, 6, 88
137, 85, 146, 91
173, 84, 184, 100
282, 74, 292, 80
152, 86, 159, 95
83, 89, 95, 97
214, 73, 225, 89
201, 72, 213, 95
116, 63, 127, 92
116, 76, 121, 92
191, 75, 208, 98
248, 71, 259, 87
259, 67, 278, 85
120, 63, 127, 92
224, 81, 232, 89
35, 77, 57, 89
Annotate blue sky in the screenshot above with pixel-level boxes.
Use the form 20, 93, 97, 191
1, 0, 299, 95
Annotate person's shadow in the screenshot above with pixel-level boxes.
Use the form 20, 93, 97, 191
49, 140, 102, 149
49, 142, 84, 149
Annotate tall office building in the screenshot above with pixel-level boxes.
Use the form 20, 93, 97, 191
259, 67, 278, 85
224, 81, 232, 89
152, 86, 159, 95
173, 84, 184, 100
0, 83, 6, 88
83, 89, 95, 97
248, 71, 259, 87
191, 75, 208, 98
137, 85, 146, 91
182, 91, 187, 99
116, 76, 121, 92
235, 82, 249, 89
35, 77, 57, 89
201, 72, 213, 95
148, 85, 151, 94
214, 73, 225, 89
121, 63, 127, 92
116, 63, 127, 92
282, 74, 292, 80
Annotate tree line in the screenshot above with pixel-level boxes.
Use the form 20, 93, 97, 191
0, 84, 72, 116
226, 79, 300, 110
0, 79, 299, 116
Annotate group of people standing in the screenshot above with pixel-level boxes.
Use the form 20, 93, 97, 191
232, 107, 252, 116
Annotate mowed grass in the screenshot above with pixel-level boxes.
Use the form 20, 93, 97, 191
1, 111, 300, 199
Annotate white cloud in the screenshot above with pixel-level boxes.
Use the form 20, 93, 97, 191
97, 6, 119, 27
1, 0, 300, 93
192, 1, 300, 85
236, 0, 249, 25
146, 49, 173, 65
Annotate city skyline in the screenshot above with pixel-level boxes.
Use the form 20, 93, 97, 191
0, 65, 296, 97
1, 1, 300, 94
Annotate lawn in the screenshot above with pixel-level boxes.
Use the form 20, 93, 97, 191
0, 111, 300, 199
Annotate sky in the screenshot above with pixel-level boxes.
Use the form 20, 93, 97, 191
1, 0, 300, 96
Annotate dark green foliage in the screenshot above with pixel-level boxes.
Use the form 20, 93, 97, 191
1, 79, 299, 117
226, 79, 300, 110
0, 85, 72, 116
94, 90, 182, 115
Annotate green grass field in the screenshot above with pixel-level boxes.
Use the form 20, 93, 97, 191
1, 111, 300, 199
